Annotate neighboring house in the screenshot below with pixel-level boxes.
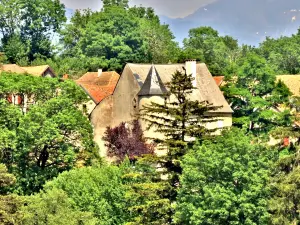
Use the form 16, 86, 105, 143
269, 75, 300, 147
90, 61, 233, 156
0, 64, 56, 112
21, 65, 56, 77
76, 70, 120, 115
0, 64, 56, 77
276, 75, 300, 96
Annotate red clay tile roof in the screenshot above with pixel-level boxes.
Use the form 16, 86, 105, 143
76, 71, 120, 104
213, 76, 225, 87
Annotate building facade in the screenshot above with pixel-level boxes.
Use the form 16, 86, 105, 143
90, 61, 233, 156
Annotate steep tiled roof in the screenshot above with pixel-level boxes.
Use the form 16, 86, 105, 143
213, 76, 225, 87
76, 71, 120, 104
126, 63, 233, 114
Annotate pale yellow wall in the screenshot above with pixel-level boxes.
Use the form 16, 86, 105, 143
138, 95, 166, 140
83, 100, 96, 115
90, 65, 141, 157
111, 66, 140, 127
90, 96, 114, 157
204, 113, 233, 130
139, 95, 232, 139
138, 96, 232, 155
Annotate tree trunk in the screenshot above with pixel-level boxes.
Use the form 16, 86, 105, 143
37, 145, 49, 170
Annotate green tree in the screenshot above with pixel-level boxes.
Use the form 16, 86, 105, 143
22, 189, 97, 225
0, 0, 66, 62
102, 0, 129, 9
60, 4, 178, 72
15, 97, 98, 193
0, 164, 23, 225
140, 69, 218, 194
0, 73, 99, 194
44, 165, 127, 225
259, 34, 300, 74
0, 164, 16, 193
3, 34, 28, 63
0, 100, 22, 169
132, 6, 179, 63
0, 0, 21, 43
223, 53, 291, 134
174, 128, 272, 224
60, 9, 93, 58
182, 26, 239, 75
0, 195, 23, 225
268, 102, 300, 224
122, 157, 172, 225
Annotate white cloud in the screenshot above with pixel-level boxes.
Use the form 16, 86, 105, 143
60, 0, 217, 18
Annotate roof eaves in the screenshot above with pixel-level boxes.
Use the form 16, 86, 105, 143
78, 84, 98, 104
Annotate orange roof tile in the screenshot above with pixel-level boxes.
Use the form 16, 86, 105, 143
213, 76, 225, 87
76, 71, 120, 104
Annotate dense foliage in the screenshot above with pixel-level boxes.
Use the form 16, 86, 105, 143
174, 129, 273, 224
223, 53, 291, 134
181, 26, 240, 75
0, 0, 66, 63
1, 0, 300, 223
0, 73, 99, 194
103, 120, 154, 163
140, 69, 219, 193
44, 166, 126, 224
57, 0, 179, 76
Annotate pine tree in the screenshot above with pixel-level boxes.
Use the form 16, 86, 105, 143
139, 69, 219, 192
122, 157, 172, 225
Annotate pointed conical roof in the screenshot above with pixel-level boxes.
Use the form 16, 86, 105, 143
138, 65, 168, 96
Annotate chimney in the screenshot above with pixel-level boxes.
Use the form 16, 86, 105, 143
98, 69, 102, 77
185, 60, 197, 87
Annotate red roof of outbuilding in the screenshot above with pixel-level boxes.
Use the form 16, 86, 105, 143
213, 76, 225, 87
76, 71, 120, 104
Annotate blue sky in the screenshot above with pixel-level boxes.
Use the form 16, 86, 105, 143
60, 0, 217, 18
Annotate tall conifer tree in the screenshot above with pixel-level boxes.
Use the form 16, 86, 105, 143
140, 69, 219, 191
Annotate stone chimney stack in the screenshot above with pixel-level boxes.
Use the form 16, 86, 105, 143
98, 69, 102, 77
185, 60, 197, 87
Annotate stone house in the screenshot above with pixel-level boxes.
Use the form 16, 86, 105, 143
90, 61, 233, 156
0, 64, 56, 112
